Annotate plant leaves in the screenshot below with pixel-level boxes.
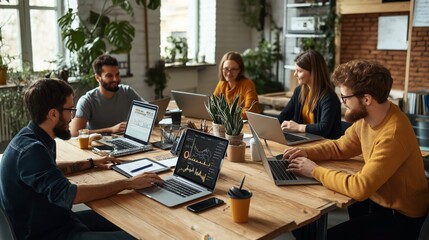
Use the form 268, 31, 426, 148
105, 21, 135, 52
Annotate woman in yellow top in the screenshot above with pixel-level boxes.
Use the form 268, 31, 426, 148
213, 51, 260, 119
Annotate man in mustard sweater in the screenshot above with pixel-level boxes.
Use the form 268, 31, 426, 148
284, 60, 428, 240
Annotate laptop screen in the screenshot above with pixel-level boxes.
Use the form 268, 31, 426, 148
124, 101, 158, 144
174, 129, 228, 190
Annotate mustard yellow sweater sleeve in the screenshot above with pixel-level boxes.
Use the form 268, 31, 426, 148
213, 79, 260, 119
304, 103, 429, 217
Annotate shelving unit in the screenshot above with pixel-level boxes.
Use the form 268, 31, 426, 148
283, 0, 333, 89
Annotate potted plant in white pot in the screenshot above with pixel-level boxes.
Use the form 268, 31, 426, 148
205, 94, 228, 138
219, 95, 246, 162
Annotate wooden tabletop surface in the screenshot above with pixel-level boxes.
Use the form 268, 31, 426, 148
58, 121, 363, 239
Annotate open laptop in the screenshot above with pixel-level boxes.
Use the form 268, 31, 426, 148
246, 112, 323, 146
97, 101, 158, 157
139, 128, 229, 207
171, 90, 211, 120
249, 124, 320, 185
150, 96, 171, 124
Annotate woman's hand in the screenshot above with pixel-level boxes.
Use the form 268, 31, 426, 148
281, 120, 305, 133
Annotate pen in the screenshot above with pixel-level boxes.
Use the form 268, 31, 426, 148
130, 163, 153, 173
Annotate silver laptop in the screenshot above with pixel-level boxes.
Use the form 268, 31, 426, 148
171, 90, 211, 120
246, 112, 323, 146
150, 97, 171, 124
249, 125, 320, 185
97, 101, 158, 157
139, 128, 229, 207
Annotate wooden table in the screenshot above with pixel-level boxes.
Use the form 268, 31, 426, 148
58, 123, 363, 239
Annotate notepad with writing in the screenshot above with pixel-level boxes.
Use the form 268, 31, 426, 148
112, 158, 170, 177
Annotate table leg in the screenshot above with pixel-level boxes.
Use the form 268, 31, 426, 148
316, 213, 328, 240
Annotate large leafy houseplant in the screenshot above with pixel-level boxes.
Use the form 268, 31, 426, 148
58, 1, 136, 88
57, 0, 162, 88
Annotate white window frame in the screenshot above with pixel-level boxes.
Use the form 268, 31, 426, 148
0, 0, 65, 70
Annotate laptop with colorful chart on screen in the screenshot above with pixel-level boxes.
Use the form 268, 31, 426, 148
139, 128, 229, 207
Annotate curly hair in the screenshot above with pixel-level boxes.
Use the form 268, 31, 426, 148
333, 60, 392, 103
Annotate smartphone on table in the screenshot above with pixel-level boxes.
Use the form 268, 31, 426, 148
186, 197, 224, 213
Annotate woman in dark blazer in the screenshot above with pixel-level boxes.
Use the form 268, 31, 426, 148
278, 50, 342, 139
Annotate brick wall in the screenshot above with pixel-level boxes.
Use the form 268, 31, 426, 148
340, 13, 429, 92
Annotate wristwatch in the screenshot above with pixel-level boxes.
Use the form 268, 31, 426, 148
87, 158, 95, 168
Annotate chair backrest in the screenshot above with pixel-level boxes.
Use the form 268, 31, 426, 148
419, 213, 429, 240
0, 207, 16, 240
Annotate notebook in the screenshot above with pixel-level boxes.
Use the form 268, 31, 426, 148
139, 128, 229, 207
246, 112, 323, 146
170, 90, 211, 120
150, 97, 171, 124
249, 124, 320, 185
97, 101, 158, 157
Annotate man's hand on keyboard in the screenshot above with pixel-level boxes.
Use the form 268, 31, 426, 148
287, 157, 318, 178
129, 172, 164, 189
283, 147, 308, 160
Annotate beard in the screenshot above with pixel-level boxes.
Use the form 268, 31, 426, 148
53, 115, 71, 140
344, 102, 368, 123
100, 79, 119, 92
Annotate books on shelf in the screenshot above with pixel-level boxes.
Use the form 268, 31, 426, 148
407, 91, 429, 115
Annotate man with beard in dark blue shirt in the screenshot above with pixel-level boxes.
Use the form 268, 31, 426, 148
0, 79, 163, 240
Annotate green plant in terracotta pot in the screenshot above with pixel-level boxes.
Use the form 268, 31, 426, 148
205, 93, 228, 138
0, 26, 8, 85
219, 95, 246, 162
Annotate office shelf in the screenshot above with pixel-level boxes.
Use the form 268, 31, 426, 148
282, 0, 333, 90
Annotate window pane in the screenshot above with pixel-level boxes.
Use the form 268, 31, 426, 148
0, 9, 22, 70
29, 0, 56, 7
30, 9, 59, 71
0, 0, 18, 6
160, 0, 192, 61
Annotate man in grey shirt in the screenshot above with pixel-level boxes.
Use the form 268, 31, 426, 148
70, 54, 144, 137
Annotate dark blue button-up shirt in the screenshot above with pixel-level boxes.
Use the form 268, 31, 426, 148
0, 122, 79, 240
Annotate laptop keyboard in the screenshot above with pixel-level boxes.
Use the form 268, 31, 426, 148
284, 133, 308, 142
268, 160, 298, 181
108, 139, 139, 150
107, 139, 153, 157
159, 178, 201, 198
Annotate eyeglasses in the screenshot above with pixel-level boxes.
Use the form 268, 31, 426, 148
222, 68, 240, 74
60, 108, 77, 118
340, 93, 363, 104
